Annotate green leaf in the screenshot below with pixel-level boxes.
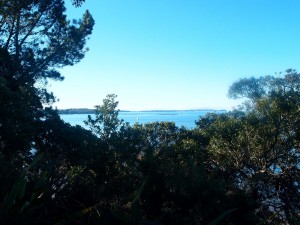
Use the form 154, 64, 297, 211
2, 178, 27, 210
207, 208, 238, 225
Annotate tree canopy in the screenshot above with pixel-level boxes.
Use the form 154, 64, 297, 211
0, 0, 94, 85
0, 1, 299, 224
0, 0, 94, 157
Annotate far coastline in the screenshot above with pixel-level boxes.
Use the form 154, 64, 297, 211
57, 108, 227, 115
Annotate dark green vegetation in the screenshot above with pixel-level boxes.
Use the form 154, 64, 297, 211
0, 1, 299, 224
58, 108, 94, 114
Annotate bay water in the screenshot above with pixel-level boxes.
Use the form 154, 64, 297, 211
60, 110, 225, 129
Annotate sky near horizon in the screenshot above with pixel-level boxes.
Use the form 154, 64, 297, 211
49, 0, 300, 110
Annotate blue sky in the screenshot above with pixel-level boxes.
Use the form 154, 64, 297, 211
50, 0, 300, 110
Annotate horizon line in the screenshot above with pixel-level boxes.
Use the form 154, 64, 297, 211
56, 107, 228, 112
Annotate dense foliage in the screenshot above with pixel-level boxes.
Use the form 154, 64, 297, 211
1, 1, 299, 224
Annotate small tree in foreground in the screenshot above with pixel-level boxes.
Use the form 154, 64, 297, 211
85, 94, 129, 140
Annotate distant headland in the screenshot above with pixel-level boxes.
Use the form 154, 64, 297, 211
57, 108, 227, 114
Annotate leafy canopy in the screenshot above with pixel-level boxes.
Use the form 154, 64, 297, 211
0, 0, 94, 86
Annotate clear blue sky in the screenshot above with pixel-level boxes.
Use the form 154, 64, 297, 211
49, 0, 300, 110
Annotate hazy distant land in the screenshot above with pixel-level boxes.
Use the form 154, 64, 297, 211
57, 108, 227, 114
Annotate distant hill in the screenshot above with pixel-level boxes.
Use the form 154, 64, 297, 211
58, 108, 95, 114
58, 108, 227, 115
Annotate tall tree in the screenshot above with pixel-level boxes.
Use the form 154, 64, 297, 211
0, 0, 94, 174
0, 1, 95, 222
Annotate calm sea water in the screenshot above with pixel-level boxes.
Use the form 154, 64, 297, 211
60, 110, 225, 129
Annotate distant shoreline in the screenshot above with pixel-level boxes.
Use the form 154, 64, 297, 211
57, 108, 227, 115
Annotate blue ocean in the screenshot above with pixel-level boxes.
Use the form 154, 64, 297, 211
60, 110, 226, 129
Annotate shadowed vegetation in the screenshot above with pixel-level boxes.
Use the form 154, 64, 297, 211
0, 1, 299, 224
